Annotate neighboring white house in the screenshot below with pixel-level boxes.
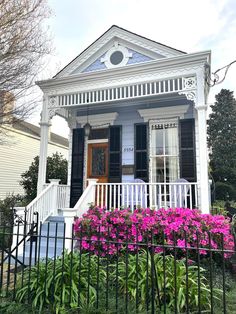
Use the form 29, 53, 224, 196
33, 25, 211, 222
0, 120, 68, 199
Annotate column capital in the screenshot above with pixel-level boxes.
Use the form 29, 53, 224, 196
195, 104, 207, 111
39, 121, 52, 127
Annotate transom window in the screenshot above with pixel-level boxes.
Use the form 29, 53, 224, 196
150, 120, 179, 183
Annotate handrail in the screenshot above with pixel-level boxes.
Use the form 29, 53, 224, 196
26, 182, 57, 224
26, 183, 71, 224
74, 180, 97, 217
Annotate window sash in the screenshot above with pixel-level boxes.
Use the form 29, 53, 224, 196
150, 119, 179, 183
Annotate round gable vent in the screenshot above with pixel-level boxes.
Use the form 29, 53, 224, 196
110, 51, 124, 65
101, 44, 132, 69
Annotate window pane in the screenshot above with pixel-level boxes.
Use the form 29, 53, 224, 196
152, 157, 165, 182
165, 126, 178, 155
166, 156, 178, 182
151, 128, 164, 155
92, 147, 106, 176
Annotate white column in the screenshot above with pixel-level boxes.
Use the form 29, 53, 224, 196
196, 72, 210, 213
67, 128, 73, 186
66, 114, 77, 205
37, 96, 51, 195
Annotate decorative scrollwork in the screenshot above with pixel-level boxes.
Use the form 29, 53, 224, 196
183, 77, 197, 89
48, 109, 57, 119
48, 96, 58, 119
179, 91, 196, 103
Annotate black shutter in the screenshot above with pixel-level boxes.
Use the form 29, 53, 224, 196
134, 123, 148, 182
70, 128, 84, 208
108, 125, 122, 183
180, 119, 196, 182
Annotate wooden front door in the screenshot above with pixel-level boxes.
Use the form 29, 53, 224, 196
87, 143, 108, 183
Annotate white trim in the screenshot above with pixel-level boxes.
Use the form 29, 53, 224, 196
149, 118, 180, 184
138, 105, 190, 121
76, 112, 118, 127
37, 51, 210, 92
87, 139, 108, 144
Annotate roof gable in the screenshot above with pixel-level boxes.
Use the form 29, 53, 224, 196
14, 121, 69, 147
55, 25, 185, 78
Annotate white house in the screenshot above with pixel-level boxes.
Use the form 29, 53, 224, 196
0, 120, 68, 199
32, 25, 211, 224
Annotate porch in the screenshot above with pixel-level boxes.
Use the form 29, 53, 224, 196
24, 179, 199, 225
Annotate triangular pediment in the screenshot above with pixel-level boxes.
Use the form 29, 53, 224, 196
55, 25, 186, 78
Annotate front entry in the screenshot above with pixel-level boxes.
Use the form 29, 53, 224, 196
87, 143, 108, 183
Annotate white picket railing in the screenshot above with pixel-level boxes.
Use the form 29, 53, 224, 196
26, 183, 70, 224
92, 182, 198, 211
57, 185, 70, 209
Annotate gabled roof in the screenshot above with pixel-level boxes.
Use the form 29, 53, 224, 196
14, 121, 68, 147
55, 25, 186, 78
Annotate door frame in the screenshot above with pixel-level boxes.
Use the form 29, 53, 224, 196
87, 142, 109, 183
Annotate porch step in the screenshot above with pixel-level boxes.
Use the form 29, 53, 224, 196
15, 215, 66, 266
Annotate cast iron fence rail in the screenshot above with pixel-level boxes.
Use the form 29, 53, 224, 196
0, 220, 236, 314
0, 210, 38, 268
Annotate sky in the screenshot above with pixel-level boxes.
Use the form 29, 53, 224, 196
32, 0, 236, 136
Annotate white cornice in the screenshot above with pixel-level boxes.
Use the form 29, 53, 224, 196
138, 104, 190, 121
76, 112, 118, 127
36, 50, 210, 94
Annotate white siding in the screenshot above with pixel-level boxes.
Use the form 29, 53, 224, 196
0, 128, 68, 199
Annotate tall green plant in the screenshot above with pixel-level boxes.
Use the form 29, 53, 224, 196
113, 251, 221, 313
16, 251, 105, 314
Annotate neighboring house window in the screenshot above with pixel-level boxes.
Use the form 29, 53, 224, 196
150, 120, 179, 183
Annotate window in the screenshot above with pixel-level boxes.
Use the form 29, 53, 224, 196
110, 51, 124, 65
150, 120, 179, 183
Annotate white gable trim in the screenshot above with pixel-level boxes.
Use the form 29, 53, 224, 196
56, 26, 184, 78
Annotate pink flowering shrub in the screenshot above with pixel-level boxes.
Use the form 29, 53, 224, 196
74, 207, 235, 258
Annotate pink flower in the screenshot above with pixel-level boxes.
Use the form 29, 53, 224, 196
73, 207, 234, 258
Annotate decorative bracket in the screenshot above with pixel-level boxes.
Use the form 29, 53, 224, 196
178, 76, 197, 103
66, 115, 77, 129
48, 96, 59, 119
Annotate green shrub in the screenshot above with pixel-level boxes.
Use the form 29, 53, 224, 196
0, 194, 23, 249
215, 182, 236, 201
16, 251, 105, 314
113, 251, 221, 313
15, 251, 222, 313
211, 200, 228, 216
20, 153, 68, 202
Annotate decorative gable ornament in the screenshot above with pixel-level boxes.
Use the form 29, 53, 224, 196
100, 41, 132, 69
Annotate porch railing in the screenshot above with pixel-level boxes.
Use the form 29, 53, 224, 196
92, 182, 198, 211
26, 183, 70, 224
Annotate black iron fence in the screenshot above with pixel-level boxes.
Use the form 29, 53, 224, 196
0, 219, 236, 313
